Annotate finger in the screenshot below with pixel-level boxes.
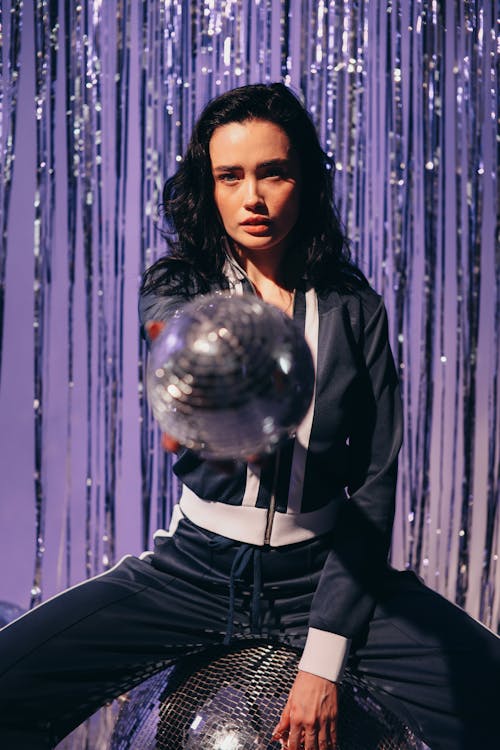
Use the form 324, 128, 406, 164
246, 452, 275, 467
272, 703, 291, 741
145, 320, 165, 342
245, 453, 265, 465
318, 729, 333, 750
286, 726, 303, 750
324, 717, 337, 750
277, 730, 289, 749
303, 726, 319, 750
161, 433, 181, 452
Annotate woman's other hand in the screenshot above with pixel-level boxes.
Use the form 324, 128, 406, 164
272, 671, 338, 749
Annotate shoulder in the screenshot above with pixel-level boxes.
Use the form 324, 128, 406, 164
141, 257, 198, 295
317, 284, 385, 334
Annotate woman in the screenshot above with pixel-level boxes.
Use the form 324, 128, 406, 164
0, 83, 498, 750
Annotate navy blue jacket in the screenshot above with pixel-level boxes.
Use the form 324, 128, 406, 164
139, 261, 403, 681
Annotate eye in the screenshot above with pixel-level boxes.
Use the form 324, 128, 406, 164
262, 166, 286, 180
217, 172, 239, 183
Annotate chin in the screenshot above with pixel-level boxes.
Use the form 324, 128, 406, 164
235, 237, 283, 253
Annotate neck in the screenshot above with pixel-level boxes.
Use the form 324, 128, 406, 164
231, 243, 297, 289
230, 244, 298, 315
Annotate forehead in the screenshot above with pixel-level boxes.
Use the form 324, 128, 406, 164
209, 119, 293, 165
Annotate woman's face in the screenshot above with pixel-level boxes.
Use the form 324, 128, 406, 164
209, 119, 301, 261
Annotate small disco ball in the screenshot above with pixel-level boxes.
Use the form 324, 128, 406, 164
109, 643, 428, 750
146, 293, 315, 460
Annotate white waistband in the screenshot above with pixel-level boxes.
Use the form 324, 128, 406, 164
162, 485, 344, 547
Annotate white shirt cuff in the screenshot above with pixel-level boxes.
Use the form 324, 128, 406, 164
297, 627, 351, 682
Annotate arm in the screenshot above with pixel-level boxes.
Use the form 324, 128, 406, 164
274, 296, 403, 747
304, 295, 402, 667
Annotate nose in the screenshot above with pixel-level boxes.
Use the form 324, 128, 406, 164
243, 177, 265, 210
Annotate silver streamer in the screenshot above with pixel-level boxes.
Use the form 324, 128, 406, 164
0, 0, 498, 633
0, 0, 23, 380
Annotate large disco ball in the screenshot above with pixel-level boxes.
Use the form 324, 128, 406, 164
108, 643, 428, 750
146, 293, 315, 460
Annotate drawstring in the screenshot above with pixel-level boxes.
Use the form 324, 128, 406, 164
209, 536, 263, 645
252, 546, 262, 632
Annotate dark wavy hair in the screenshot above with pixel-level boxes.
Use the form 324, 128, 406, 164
142, 82, 367, 296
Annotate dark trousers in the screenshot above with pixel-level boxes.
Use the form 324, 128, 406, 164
0, 518, 499, 749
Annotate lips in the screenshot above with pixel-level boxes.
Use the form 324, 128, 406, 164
240, 217, 271, 226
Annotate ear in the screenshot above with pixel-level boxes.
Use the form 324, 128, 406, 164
145, 320, 166, 342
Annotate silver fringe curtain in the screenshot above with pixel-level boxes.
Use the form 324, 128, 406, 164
0, 0, 498, 631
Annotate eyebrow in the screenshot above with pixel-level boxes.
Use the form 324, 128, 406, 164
212, 158, 291, 172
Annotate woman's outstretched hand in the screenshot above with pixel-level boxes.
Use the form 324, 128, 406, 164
146, 319, 272, 466
272, 671, 338, 749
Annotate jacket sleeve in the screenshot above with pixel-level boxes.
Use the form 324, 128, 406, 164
298, 295, 403, 681
138, 285, 190, 345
